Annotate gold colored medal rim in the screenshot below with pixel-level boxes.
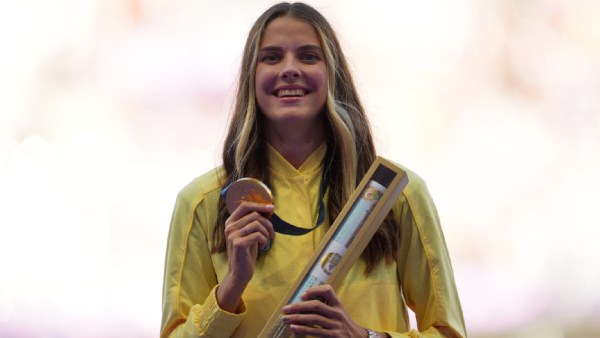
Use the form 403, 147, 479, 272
225, 178, 274, 214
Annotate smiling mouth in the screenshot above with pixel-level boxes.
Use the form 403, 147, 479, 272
275, 89, 307, 97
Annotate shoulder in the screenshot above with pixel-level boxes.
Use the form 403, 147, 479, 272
381, 158, 429, 199
176, 166, 226, 208
381, 158, 438, 217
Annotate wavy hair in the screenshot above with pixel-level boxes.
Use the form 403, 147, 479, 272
213, 2, 397, 273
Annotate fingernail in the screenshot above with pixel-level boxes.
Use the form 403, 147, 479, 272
283, 305, 291, 313
262, 239, 271, 252
282, 315, 290, 323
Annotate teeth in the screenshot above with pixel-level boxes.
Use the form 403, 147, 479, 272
277, 89, 305, 97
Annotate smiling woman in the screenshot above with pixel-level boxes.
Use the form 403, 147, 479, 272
160, 2, 466, 338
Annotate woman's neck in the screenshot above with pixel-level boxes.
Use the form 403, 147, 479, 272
266, 122, 325, 169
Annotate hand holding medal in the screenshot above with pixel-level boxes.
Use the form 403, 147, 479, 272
217, 178, 276, 312
224, 178, 275, 252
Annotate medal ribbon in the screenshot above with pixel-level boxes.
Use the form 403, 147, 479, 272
270, 167, 328, 236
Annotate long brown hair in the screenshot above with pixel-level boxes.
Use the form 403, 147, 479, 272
213, 2, 397, 273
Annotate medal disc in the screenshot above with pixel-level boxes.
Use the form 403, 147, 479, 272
225, 178, 273, 214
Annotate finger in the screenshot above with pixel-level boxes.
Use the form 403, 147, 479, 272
284, 315, 339, 338
238, 228, 270, 251
228, 219, 271, 251
283, 299, 339, 322
288, 324, 335, 338
283, 312, 337, 328
300, 285, 341, 307
228, 207, 274, 234
237, 203, 275, 239
225, 212, 274, 240
229, 201, 274, 220
239, 220, 272, 242
229, 235, 258, 254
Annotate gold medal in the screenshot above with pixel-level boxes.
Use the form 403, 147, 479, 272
224, 178, 274, 215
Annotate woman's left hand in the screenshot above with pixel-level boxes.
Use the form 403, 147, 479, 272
282, 284, 368, 338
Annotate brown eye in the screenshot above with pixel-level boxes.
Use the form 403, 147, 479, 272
262, 54, 281, 64
300, 53, 320, 63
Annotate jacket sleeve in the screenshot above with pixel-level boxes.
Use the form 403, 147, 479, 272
160, 185, 246, 338
386, 175, 467, 338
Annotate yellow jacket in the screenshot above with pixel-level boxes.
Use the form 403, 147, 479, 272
161, 144, 466, 337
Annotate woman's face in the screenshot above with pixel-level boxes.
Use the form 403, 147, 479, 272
255, 16, 327, 132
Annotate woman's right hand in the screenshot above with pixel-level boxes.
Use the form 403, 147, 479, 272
216, 201, 275, 312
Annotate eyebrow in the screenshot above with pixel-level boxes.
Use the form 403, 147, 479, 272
258, 44, 323, 53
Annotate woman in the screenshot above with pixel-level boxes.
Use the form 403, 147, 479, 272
161, 2, 466, 338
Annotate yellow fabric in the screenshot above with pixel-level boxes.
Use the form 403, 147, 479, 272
161, 143, 466, 338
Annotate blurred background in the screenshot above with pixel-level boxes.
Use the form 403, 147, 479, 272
1, 0, 599, 337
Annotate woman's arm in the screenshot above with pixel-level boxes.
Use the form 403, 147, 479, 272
161, 177, 275, 338
388, 174, 466, 338
161, 182, 246, 338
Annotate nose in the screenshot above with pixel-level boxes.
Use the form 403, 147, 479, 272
280, 57, 300, 80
